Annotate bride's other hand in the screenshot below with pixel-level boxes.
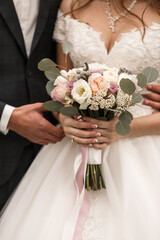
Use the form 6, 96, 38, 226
59, 114, 101, 146
82, 117, 121, 149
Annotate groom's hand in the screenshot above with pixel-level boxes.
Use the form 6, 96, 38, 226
143, 84, 160, 110
8, 103, 64, 145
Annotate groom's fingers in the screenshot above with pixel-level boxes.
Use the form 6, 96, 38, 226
8, 103, 64, 145
146, 84, 160, 94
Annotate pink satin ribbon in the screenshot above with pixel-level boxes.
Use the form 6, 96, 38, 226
73, 147, 89, 240
61, 146, 89, 240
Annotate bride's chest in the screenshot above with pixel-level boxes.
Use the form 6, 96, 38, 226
64, 18, 160, 73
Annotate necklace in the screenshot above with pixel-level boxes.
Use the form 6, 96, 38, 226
106, 0, 137, 32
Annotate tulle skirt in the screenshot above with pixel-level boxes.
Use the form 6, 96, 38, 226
0, 133, 160, 240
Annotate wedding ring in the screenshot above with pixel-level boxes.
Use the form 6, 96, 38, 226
71, 135, 75, 142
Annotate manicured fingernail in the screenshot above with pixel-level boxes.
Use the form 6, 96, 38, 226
92, 124, 98, 128
77, 115, 82, 120
147, 85, 152, 89
143, 100, 149, 104
95, 133, 101, 137
89, 144, 93, 147
92, 139, 98, 143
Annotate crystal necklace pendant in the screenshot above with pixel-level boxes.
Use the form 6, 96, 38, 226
106, 0, 137, 32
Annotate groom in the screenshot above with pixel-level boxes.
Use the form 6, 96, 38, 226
0, 0, 63, 211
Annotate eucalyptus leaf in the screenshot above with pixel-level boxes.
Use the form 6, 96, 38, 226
62, 41, 73, 55
38, 58, 57, 71
142, 67, 159, 83
137, 73, 147, 88
119, 111, 133, 124
43, 101, 64, 112
60, 106, 79, 116
132, 92, 143, 103
139, 90, 151, 94
45, 67, 60, 81
115, 120, 130, 136
120, 78, 136, 95
46, 80, 55, 96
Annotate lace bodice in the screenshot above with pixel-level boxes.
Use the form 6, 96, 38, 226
53, 10, 160, 117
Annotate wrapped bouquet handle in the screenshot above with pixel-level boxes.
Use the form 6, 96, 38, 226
85, 148, 106, 191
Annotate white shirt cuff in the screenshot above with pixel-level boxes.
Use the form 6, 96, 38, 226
0, 105, 15, 135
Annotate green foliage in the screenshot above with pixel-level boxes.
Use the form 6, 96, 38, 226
137, 73, 147, 88
142, 67, 159, 83
62, 41, 73, 55
46, 80, 55, 96
120, 78, 136, 95
116, 111, 133, 136
139, 90, 151, 94
132, 92, 143, 103
119, 111, 133, 124
44, 67, 60, 81
115, 120, 130, 136
60, 106, 79, 116
42, 101, 64, 112
38, 58, 57, 71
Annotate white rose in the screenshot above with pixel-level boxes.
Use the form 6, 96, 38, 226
103, 69, 119, 84
71, 79, 92, 109
54, 75, 68, 86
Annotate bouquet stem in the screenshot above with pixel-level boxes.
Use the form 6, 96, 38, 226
85, 164, 106, 191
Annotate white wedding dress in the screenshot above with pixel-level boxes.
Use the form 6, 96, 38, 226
0, 11, 160, 240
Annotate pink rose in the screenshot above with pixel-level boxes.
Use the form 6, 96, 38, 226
109, 83, 119, 93
88, 73, 109, 95
51, 82, 69, 103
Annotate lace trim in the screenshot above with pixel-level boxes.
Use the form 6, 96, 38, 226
82, 198, 103, 240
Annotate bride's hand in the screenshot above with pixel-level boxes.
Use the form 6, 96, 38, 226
82, 117, 121, 149
58, 114, 101, 146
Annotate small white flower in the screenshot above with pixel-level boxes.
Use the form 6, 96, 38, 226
71, 79, 92, 109
54, 75, 67, 86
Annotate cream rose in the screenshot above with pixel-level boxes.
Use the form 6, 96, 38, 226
88, 73, 110, 95
103, 69, 119, 84
71, 79, 92, 109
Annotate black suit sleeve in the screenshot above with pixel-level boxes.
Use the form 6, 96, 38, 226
0, 101, 6, 119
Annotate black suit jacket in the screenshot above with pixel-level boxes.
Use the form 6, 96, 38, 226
0, 0, 61, 186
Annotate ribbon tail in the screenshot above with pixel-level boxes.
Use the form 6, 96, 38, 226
61, 147, 89, 240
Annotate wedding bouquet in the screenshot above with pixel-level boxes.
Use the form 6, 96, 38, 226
38, 42, 158, 191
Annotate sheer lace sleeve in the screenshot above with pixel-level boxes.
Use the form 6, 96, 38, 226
53, 10, 66, 43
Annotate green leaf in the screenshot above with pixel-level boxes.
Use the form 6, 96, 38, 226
46, 80, 55, 96
132, 92, 143, 103
137, 73, 147, 88
139, 90, 151, 94
120, 78, 136, 95
119, 111, 133, 124
44, 67, 60, 81
142, 67, 159, 83
38, 58, 57, 71
60, 106, 79, 116
115, 120, 130, 136
62, 41, 73, 55
42, 101, 64, 112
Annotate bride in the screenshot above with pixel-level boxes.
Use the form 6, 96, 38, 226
0, 0, 160, 239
